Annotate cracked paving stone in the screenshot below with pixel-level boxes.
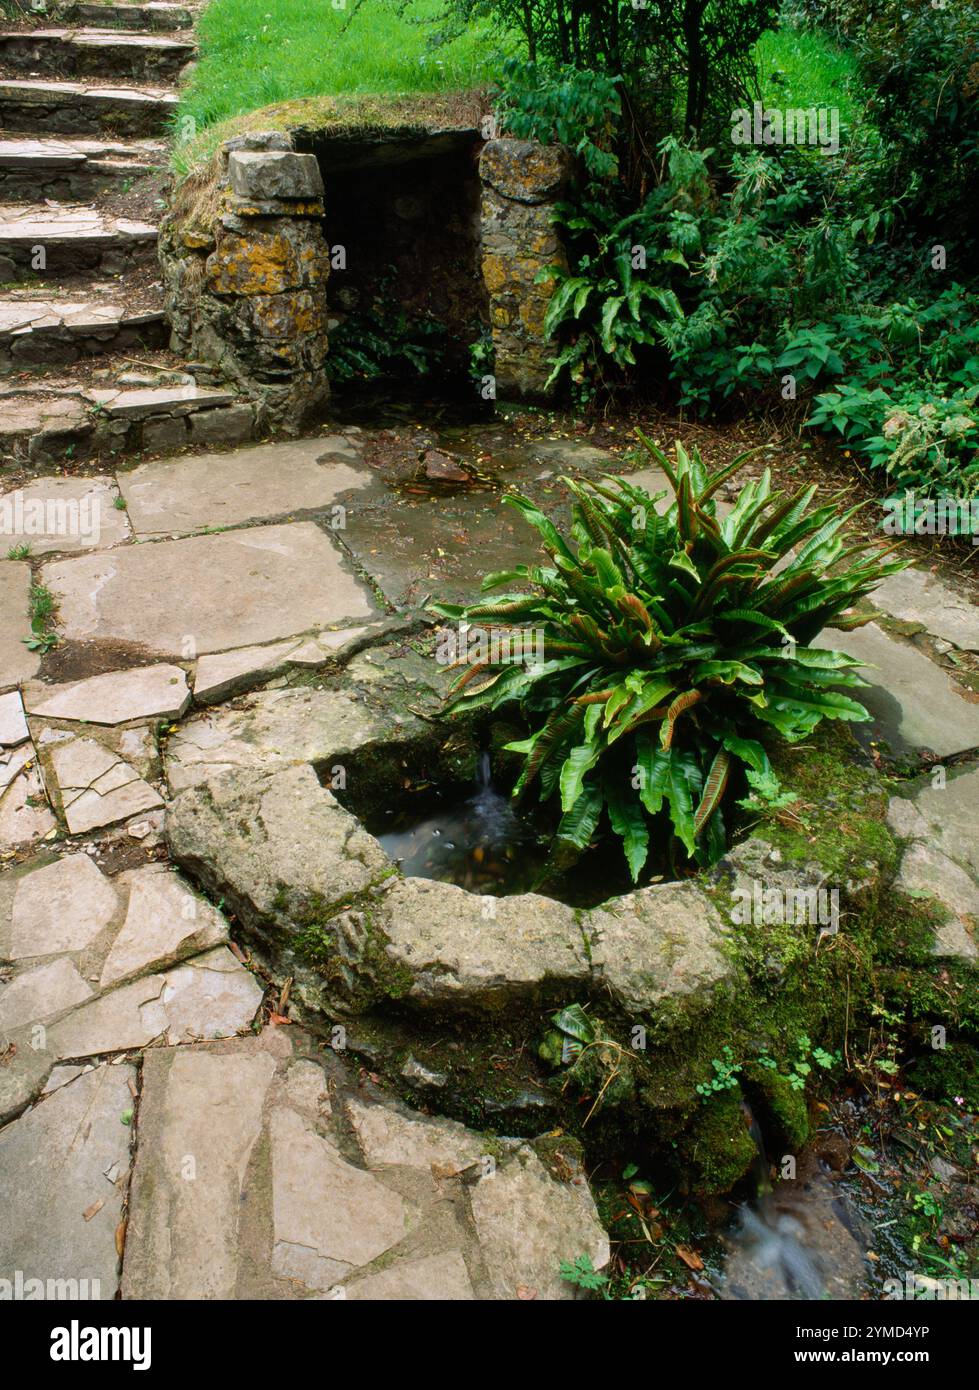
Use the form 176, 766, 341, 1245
25, 663, 190, 726
50, 736, 162, 834
45, 945, 264, 1058
0, 956, 93, 1031
99, 864, 228, 987
0, 691, 29, 747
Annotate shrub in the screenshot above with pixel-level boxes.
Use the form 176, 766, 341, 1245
431, 436, 906, 879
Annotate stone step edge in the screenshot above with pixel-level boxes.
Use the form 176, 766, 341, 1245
54, 3, 195, 30
0, 306, 165, 344
0, 79, 179, 105
0, 139, 165, 172
0, 29, 196, 50
0, 385, 243, 423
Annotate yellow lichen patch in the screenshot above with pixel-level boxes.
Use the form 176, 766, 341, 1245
480, 253, 508, 294
205, 229, 326, 296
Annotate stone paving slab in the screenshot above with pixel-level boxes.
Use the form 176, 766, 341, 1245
873, 567, 979, 652
50, 736, 163, 834
0, 475, 130, 556
824, 622, 979, 758
0, 393, 91, 451
0, 136, 164, 168
470, 1144, 610, 1300
904, 765, 979, 879
0, 79, 178, 107
340, 493, 535, 610
46, 945, 264, 1057
117, 436, 371, 536
0, 27, 195, 54
0, 955, 93, 1032
0, 747, 56, 848
0, 204, 157, 245
99, 863, 228, 987
0, 853, 119, 959
119, 1030, 609, 1300
92, 383, 235, 420
0, 1062, 135, 1300
0, 690, 28, 746
68, 3, 194, 30
0, 561, 40, 689
43, 521, 377, 660
895, 841, 978, 962
191, 624, 376, 703
121, 1040, 280, 1299
25, 663, 189, 724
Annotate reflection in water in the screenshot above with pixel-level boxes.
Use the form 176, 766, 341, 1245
377, 753, 546, 896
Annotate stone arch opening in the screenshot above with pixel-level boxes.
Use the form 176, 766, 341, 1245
294, 129, 488, 401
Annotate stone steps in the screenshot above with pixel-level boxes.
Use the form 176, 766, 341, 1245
0, 135, 164, 199
56, 2, 195, 31
0, 295, 166, 372
0, 28, 196, 83
0, 77, 177, 137
0, 204, 158, 279
0, 380, 256, 468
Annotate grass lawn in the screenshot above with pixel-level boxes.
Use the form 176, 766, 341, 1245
754, 23, 861, 128
177, 0, 503, 151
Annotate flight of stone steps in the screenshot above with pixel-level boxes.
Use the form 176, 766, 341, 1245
0, 1, 254, 468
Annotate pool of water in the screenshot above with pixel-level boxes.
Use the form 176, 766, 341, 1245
374, 753, 550, 897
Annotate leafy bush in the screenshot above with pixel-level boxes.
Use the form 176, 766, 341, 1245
536, 198, 684, 405
855, 0, 979, 246
497, 59, 622, 181
441, 0, 778, 145
431, 436, 905, 880
536, 134, 978, 499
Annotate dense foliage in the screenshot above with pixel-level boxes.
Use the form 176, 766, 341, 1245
434, 0, 779, 147
502, 3, 979, 503
432, 437, 906, 879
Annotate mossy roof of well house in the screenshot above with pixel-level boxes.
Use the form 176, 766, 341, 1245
174, 89, 489, 178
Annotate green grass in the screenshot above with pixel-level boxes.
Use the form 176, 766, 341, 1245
178, 0, 502, 142
754, 23, 861, 128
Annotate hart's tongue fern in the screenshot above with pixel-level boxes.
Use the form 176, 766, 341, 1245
430, 434, 907, 881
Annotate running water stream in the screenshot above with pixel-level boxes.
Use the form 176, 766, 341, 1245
719, 1103, 871, 1299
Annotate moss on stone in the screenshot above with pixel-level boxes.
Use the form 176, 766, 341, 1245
758, 723, 897, 884
679, 1090, 758, 1194
743, 1062, 810, 1152
906, 1042, 979, 1109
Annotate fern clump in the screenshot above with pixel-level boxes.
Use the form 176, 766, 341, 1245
430, 435, 906, 881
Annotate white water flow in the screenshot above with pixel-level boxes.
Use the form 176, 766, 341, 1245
720, 1103, 869, 1300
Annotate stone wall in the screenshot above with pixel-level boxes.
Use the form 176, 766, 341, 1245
478, 138, 574, 399
160, 133, 332, 434
159, 131, 573, 427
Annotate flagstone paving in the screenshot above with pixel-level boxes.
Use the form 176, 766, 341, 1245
0, 562, 40, 688
0, 0, 977, 1294
0, 475, 130, 555
827, 622, 979, 759
119, 1030, 608, 1300
43, 521, 377, 658
116, 436, 373, 535
2, 424, 977, 1292
24, 663, 190, 724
